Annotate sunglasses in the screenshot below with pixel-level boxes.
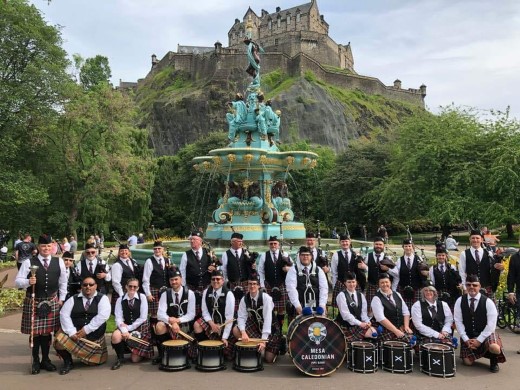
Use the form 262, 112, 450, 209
466, 283, 480, 287
127, 285, 139, 289
86, 251, 96, 254
82, 283, 96, 287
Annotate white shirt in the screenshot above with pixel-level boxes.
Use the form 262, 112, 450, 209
337, 290, 370, 326
257, 250, 280, 288
76, 257, 111, 282
157, 286, 196, 325
371, 290, 410, 323
15, 255, 68, 301
458, 247, 494, 288
411, 300, 453, 338
285, 261, 328, 311
60, 291, 111, 337
110, 258, 134, 296
220, 249, 242, 282
142, 256, 165, 296
115, 292, 148, 333
454, 293, 498, 343
237, 292, 274, 340
331, 249, 352, 286
201, 287, 235, 340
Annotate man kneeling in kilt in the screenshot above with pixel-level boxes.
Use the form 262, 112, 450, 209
193, 270, 235, 359
15, 234, 68, 374
454, 274, 506, 373
233, 273, 281, 363
54, 276, 111, 374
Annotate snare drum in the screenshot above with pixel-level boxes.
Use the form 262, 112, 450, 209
160, 340, 190, 371
419, 343, 455, 378
196, 340, 226, 371
233, 342, 263, 372
287, 315, 346, 377
348, 341, 377, 373
381, 340, 413, 374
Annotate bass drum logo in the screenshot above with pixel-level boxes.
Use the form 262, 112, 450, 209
308, 322, 327, 345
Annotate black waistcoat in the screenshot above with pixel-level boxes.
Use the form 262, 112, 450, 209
80, 259, 107, 292
461, 294, 488, 339
398, 255, 422, 289
185, 249, 210, 287
148, 257, 169, 288
26, 257, 60, 298
166, 287, 189, 318
295, 262, 320, 309
419, 300, 445, 333
336, 290, 363, 327
205, 286, 229, 324
70, 294, 106, 340
122, 295, 142, 326
376, 290, 404, 328
264, 251, 287, 286
226, 249, 249, 282
465, 249, 492, 287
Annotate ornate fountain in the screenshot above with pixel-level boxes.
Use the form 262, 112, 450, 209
192, 16, 318, 242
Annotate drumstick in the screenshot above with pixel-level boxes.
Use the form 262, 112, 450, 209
219, 318, 235, 328
128, 335, 151, 346
79, 338, 102, 349
238, 338, 269, 342
166, 323, 195, 342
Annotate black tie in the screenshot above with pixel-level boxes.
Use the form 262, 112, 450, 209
235, 250, 239, 260
376, 254, 381, 264
387, 294, 395, 306
43, 258, 49, 270
89, 261, 94, 274
407, 257, 412, 269
474, 250, 480, 265
351, 293, 356, 305
470, 297, 476, 313
440, 264, 445, 273
429, 305, 437, 318
303, 267, 309, 275
84, 298, 91, 311
129, 298, 135, 309
175, 292, 180, 305
272, 252, 277, 262
195, 251, 200, 262
252, 299, 257, 310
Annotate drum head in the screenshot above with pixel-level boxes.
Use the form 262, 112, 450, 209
288, 315, 346, 377
199, 340, 223, 347
383, 340, 407, 348
236, 341, 258, 349
423, 343, 450, 351
351, 341, 374, 349
163, 339, 188, 347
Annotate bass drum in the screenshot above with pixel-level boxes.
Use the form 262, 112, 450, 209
287, 315, 346, 377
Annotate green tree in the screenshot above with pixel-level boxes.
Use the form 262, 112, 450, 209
78, 54, 112, 90
0, 0, 70, 231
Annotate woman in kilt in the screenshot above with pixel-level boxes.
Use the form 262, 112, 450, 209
54, 276, 111, 374
111, 278, 153, 369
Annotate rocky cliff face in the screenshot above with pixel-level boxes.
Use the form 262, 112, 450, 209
136, 66, 422, 156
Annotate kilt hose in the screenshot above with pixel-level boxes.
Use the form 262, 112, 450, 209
21, 296, 60, 335
54, 329, 108, 365
459, 332, 506, 363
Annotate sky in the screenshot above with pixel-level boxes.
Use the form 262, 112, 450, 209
29, 0, 520, 120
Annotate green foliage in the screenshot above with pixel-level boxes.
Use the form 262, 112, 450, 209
78, 55, 112, 90
0, 261, 16, 271
304, 70, 317, 82
0, 288, 25, 316
262, 70, 296, 99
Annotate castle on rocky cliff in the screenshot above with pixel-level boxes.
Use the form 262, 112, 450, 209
123, 0, 426, 107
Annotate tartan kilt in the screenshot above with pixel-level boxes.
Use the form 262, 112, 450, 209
148, 286, 166, 317
332, 281, 346, 307
188, 284, 206, 318
365, 284, 378, 310
21, 296, 60, 335
230, 280, 249, 313
125, 321, 154, 358
244, 318, 281, 355
397, 286, 420, 311
459, 332, 506, 363
264, 282, 288, 314
54, 329, 108, 365
340, 324, 367, 343
377, 328, 412, 343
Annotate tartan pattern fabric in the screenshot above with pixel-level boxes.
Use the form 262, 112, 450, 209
459, 332, 506, 363
188, 284, 205, 318
148, 286, 164, 317
332, 280, 346, 307
243, 317, 281, 355
230, 281, 249, 313
21, 296, 60, 335
418, 336, 454, 346
397, 286, 420, 312
264, 282, 288, 314
377, 328, 412, 343
125, 321, 154, 358
54, 329, 108, 365
339, 324, 367, 343
365, 284, 378, 309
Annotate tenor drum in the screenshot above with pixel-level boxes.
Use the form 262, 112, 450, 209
287, 315, 346, 377
233, 342, 263, 372
196, 340, 226, 371
381, 341, 413, 374
348, 341, 378, 373
419, 343, 455, 378
160, 340, 190, 371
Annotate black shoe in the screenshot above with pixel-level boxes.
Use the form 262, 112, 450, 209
490, 360, 500, 373
59, 361, 73, 375
152, 356, 162, 365
40, 359, 57, 372
278, 336, 287, 356
31, 359, 40, 375
517, 350, 520, 354
111, 359, 123, 370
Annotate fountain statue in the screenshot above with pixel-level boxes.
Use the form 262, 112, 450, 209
192, 16, 318, 242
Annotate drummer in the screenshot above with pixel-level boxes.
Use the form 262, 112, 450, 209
153, 268, 196, 365
63, 251, 82, 300
193, 270, 235, 359
336, 272, 377, 342
232, 273, 280, 363
429, 246, 462, 310
111, 278, 153, 370
286, 246, 328, 315
371, 273, 413, 341
411, 285, 454, 344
